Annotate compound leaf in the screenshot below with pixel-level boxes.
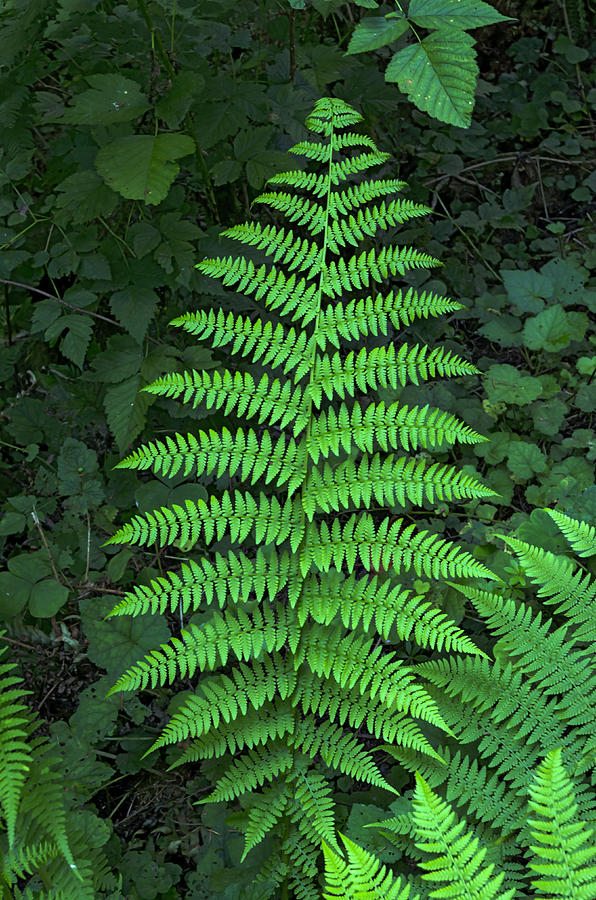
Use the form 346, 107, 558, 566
385, 29, 478, 128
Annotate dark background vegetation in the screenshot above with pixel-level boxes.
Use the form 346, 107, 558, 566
0, 0, 594, 895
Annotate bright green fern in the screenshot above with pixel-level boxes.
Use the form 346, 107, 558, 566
105, 96, 496, 895
322, 749, 596, 899
0, 634, 88, 899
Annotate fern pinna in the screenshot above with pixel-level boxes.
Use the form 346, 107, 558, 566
105, 97, 495, 895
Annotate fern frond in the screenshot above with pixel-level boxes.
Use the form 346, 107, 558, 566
411, 773, 515, 900
199, 740, 295, 803
307, 401, 488, 464
290, 717, 397, 794
500, 535, 596, 643
302, 453, 495, 518
108, 95, 494, 890
322, 833, 415, 900
546, 508, 596, 558
241, 781, 291, 861
117, 426, 307, 493
106, 490, 304, 552
296, 570, 482, 654
320, 246, 442, 298
170, 308, 315, 380
148, 654, 295, 752
295, 622, 451, 731
300, 513, 497, 580
0, 646, 32, 849
291, 770, 339, 852
325, 198, 432, 252
451, 583, 596, 734
168, 699, 296, 767
528, 748, 596, 898
109, 602, 300, 692
294, 673, 445, 761
221, 222, 323, 272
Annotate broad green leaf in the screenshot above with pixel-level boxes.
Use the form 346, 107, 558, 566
385, 29, 478, 127
407, 0, 514, 30
80, 595, 170, 679
485, 364, 543, 406
346, 16, 409, 54
0, 512, 26, 536
62, 74, 149, 125
507, 441, 547, 480
0, 572, 30, 617
104, 375, 151, 453
501, 268, 551, 314
156, 71, 204, 129
29, 579, 69, 617
85, 335, 143, 384
8, 551, 52, 583
95, 133, 195, 206
54, 170, 119, 224
522, 305, 571, 352
45, 313, 93, 368
532, 399, 567, 436
110, 287, 159, 344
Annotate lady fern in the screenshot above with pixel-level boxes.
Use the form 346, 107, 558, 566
0, 634, 89, 899
105, 96, 495, 894
322, 749, 596, 900
362, 509, 596, 897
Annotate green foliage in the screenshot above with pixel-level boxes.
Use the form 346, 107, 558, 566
322, 750, 596, 899
0, 0, 593, 895
105, 96, 493, 892
346, 0, 514, 127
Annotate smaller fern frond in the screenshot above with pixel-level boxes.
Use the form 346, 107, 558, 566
199, 740, 295, 803
411, 772, 515, 899
322, 833, 416, 900
545, 508, 596, 558
241, 781, 291, 861
0, 643, 33, 849
527, 748, 596, 898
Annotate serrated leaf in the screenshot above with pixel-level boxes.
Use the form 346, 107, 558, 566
407, 0, 514, 29
62, 73, 149, 125
385, 29, 478, 127
155, 71, 204, 129
54, 170, 119, 224
45, 313, 93, 368
522, 305, 571, 352
110, 287, 158, 344
104, 375, 151, 453
95, 133, 195, 206
346, 16, 409, 54
85, 335, 143, 384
